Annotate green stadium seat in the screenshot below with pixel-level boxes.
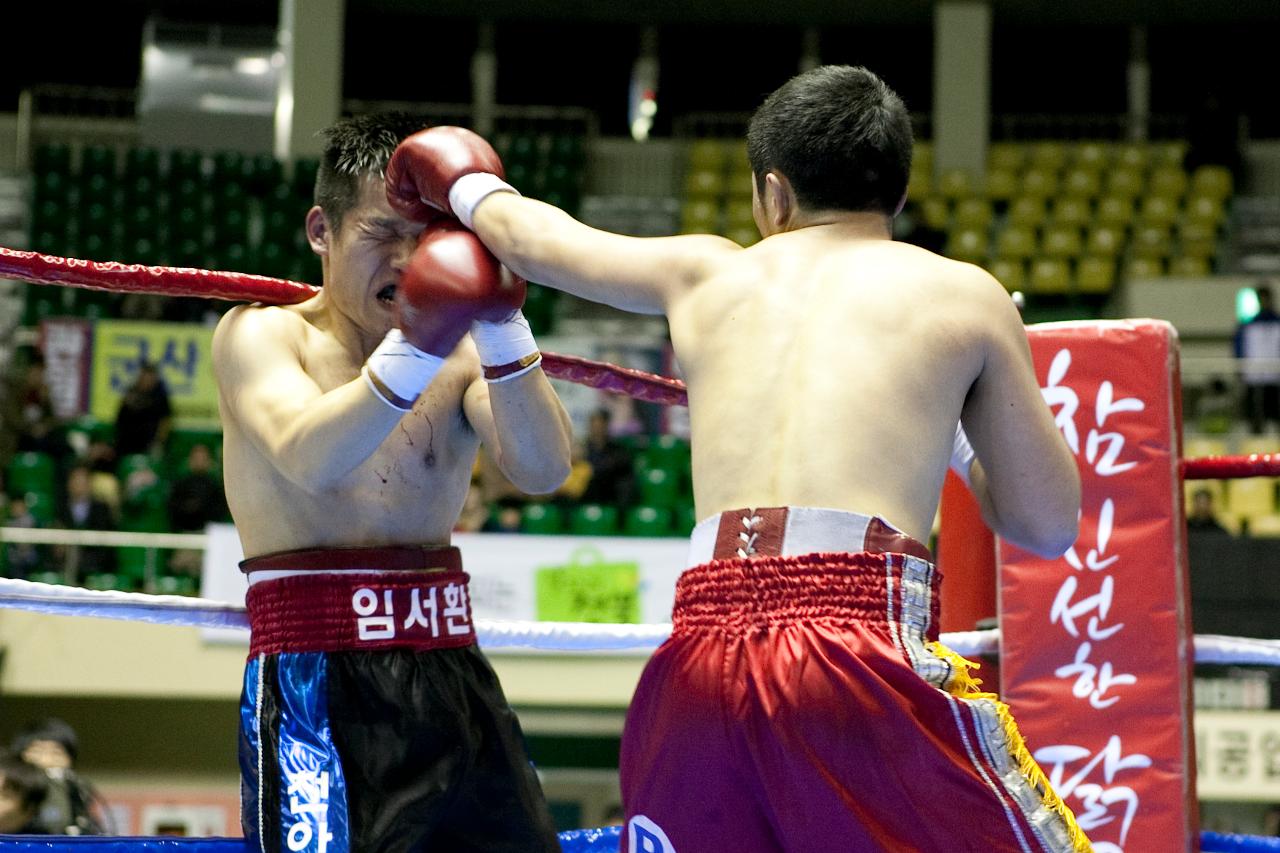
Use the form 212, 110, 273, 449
1095, 196, 1135, 228
906, 166, 931, 201
1125, 257, 1165, 280
920, 197, 950, 230
1138, 196, 1180, 228
168, 150, 205, 184
1050, 197, 1091, 229
1007, 197, 1047, 229
672, 504, 698, 536
1178, 222, 1219, 260
34, 143, 72, 175
1076, 257, 1117, 294
21, 489, 57, 526
1028, 258, 1071, 295
1184, 195, 1226, 228
983, 169, 1017, 202
726, 226, 759, 247
1152, 141, 1188, 167
84, 573, 131, 592
1190, 166, 1233, 202
1073, 142, 1112, 171
644, 435, 691, 473
124, 147, 161, 181
81, 145, 117, 179
35, 170, 71, 204
28, 571, 67, 586
1085, 226, 1125, 257
151, 574, 197, 596
987, 143, 1025, 172
1114, 143, 1150, 172
292, 159, 320, 197
685, 169, 725, 199
7, 452, 56, 495
624, 505, 673, 537
1131, 225, 1173, 260
1019, 168, 1059, 198
1040, 226, 1083, 260
681, 199, 719, 234
1169, 255, 1211, 277
994, 226, 1036, 261
638, 466, 681, 508
945, 228, 988, 264
1061, 169, 1101, 199
688, 139, 726, 172
569, 504, 619, 536
520, 502, 564, 535
1028, 141, 1068, 171
937, 169, 973, 200
1104, 168, 1144, 199
953, 198, 993, 229
1148, 166, 1188, 200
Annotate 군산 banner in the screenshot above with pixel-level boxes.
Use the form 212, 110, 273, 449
90, 320, 219, 427
998, 321, 1197, 852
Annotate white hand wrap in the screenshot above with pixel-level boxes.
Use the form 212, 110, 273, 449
362, 329, 445, 412
473, 310, 542, 383
448, 172, 520, 231
950, 422, 976, 486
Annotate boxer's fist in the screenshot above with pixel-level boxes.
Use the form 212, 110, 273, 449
396, 220, 525, 357
385, 127, 506, 223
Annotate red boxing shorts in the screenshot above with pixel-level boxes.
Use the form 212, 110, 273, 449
619, 507, 1091, 853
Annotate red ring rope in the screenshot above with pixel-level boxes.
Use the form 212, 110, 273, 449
1182, 455, 1280, 480
1, 246, 689, 407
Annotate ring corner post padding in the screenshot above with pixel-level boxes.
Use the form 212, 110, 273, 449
997, 319, 1199, 852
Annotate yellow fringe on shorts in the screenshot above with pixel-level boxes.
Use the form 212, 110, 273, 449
926, 641, 1094, 853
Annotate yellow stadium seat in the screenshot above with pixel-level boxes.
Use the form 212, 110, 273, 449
1148, 166, 1189, 199
1190, 165, 1233, 201
1152, 141, 1188, 167
1105, 168, 1144, 198
1185, 436, 1230, 459
1114, 144, 1150, 172
681, 199, 719, 233
1028, 141, 1068, 171
1095, 195, 1135, 228
1076, 256, 1117, 294
907, 167, 932, 201
1125, 257, 1165, 280
685, 168, 725, 199
1061, 169, 1101, 199
946, 228, 989, 264
1169, 256, 1211, 277
724, 201, 755, 229
921, 197, 951, 230
1007, 196, 1047, 229
938, 169, 974, 200
984, 168, 1018, 202
914, 141, 934, 166
988, 143, 1025, 172
1245, 512, 1280, 537
1228, 478, 1277, 517
725, 140, 751, 174
987, 258, 1026, 292
1029, 258, 1071, 294
995, 226, 1037, 260
954, 198, 994, 229
1184, 195, 1226, 227
1085, 226, 1125, 257
1138, 196, 1181, 228
1178, 222, 1218, 260
1020, 168, 1059, 198
689, 139, 727, 172
1073, 142, 1112, 171
1131, 224, 1173, 259
1041, 226, 1083, 259
726, 225, 759, 247
1051, 197, 1092, 228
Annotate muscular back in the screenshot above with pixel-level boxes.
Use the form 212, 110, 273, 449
669, 232, 1012, 542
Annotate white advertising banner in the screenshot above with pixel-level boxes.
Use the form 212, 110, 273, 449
1195, 710, 1280, 802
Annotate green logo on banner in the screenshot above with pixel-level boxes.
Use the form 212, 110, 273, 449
535, 546, 640, 624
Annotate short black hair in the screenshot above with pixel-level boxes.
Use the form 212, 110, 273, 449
11, 718, 79, 764
747, 65, 913, 216
0, 752, 49, 813
315, 112, 431, 232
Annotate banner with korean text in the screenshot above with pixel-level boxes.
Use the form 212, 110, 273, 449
90, 320, 219, 427
998, 320, 1197, 853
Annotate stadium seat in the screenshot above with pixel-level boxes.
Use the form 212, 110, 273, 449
937, 169, 973, 200
987, 258, 1026, 292
1019, 168, 1059, 198
1138, 196, 1180, 228
1178, 222, 1219, 260
1125, 257, 1165, 280
953, 198, 993, 229
921, 197, 950, 230
1190, 165, 1233, 201
987, 143, 1025, 173
85, 573, 132, 592
1114, 143, 1150, 172
569, 504, 620, 536
1169, 256, 1211, 277
152, 575, 197, 596
1104, 168, 1144, 199
1152, 141, 1188, 167
124, 147, 161, 181
688, 139, 726, 172
1076, 257, 1117, 294
681, 199, 719, 234
1085, 226, 1124, 257
1184, 195, 1226, 228
1028, 141, 1068, 171
995, 226, 1036, 261
945, 228, 988, 264
1007, 197, 1047, 229
624, 505, 673, 537
639, 466, 682, 508
1073, 142, 1112, 171
81, 145, 117, 180
1131, 225, 1173, 260
1050, 197, 1091, 229
7, 452, 56, 495
1228, 478, 1276, 517
521, 503, 564, 535
1061, 169, 1101, 199
1148, 166, 1189, 200
672, 504, 698, 536
983, 169, 1018, 202
1040, 226, 1083, 259
906, 166, 931, 201
1028, 258, 1071, 294
684, 169, 725, 199
1095, 196, 1135, 228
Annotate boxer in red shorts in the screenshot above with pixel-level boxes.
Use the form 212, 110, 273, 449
384, 66, 1089, 851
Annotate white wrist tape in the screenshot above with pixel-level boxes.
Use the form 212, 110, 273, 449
362, 329, 446, 411
950, 422, 976, 487
473, 311, 542, 383
448, 172, 519, 230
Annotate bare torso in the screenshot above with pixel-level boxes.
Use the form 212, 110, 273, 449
668, 230, 990, 542
218, 300, 481, 558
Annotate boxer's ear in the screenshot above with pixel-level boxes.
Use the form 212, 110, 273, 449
764, 172, 794, 232
306, 206, 330, 257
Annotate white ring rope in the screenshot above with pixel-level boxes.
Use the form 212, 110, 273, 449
0, 577, 1268, 663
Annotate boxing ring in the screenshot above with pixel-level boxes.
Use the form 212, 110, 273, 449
4, 247, 1280, 852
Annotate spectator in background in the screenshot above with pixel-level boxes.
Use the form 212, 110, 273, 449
167, 444, 227, 532
1235, 284, 1280, 434
482, 497, 525, 533
84, 440, 120, 520
581, 409, 634, 507
56, 465, 116, 581
11, 718, 106, 835
553, 441, 593, 506
1187, 488, 1230, 535
0, 752, 49, 834
3, 495, 43, 578
113, 362, 171, 459
1, 354, 67, 464
1195, 376, 1237, 435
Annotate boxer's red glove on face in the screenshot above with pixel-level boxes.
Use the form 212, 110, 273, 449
384, 126, 519, 230
362, 221, 529, 411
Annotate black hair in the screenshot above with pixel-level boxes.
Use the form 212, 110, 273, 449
11, 718, 79, 764
315, 112, 432, 232
747, 65, 913, 216
0, 752, 50, 813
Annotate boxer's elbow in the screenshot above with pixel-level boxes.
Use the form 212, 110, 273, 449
1011, 476, 1081, 558
505, 457, 572, 496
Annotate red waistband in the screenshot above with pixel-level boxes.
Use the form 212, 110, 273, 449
673, 551, 940, 638
239, 545, 462, 574
245, 570, 475, 657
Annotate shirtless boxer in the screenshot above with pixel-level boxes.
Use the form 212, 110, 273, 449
213, 114, 571, 853
384, 67, 1088, 852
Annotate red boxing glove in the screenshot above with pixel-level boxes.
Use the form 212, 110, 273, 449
395, 220, 526, 357
385, 126, 506, 223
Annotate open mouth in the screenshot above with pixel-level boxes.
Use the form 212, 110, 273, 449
376, 283, 397, 305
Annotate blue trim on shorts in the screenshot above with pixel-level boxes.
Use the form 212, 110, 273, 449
274, 653, 349, 853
